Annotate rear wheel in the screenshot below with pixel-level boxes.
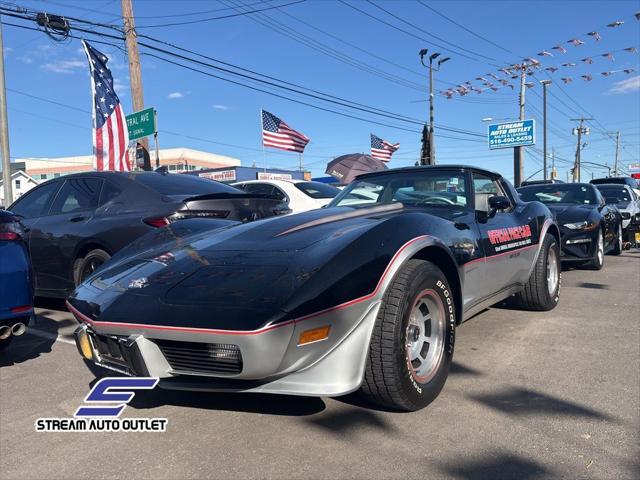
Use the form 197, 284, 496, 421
514, 233, 561, 311
73, 249, 111, 286
588, 231, 604, 270
361, 259, 455, 411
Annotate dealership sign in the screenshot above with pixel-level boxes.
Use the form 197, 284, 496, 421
488, 120, 535, 149
199, 170, 237, 182
257, 172, 293, 181
126, 107, 156, 141
629, 163, 640, 172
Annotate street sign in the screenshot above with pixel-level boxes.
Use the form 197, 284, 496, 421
126, 107, 156, 140
199, 170, 237, 182
488, 119, 535, 150
257, 172, 293, 180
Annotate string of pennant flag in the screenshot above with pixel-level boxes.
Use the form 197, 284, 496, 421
441, 11, 640, 98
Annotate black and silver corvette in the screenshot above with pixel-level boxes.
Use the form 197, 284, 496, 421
518, 182, 622, 270
69, 165, 560, 411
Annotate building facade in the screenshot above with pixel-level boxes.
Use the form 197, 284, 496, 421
16, 148, 242, 181
0, 171, 40, 207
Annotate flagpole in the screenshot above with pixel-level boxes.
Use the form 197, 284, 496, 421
260, 109, 267, 172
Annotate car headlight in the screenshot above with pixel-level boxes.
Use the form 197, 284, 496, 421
563, 221, 597, 231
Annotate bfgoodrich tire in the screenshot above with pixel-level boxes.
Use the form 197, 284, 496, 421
360, 259, 456, 412
514, 233, 561, 311
73, 249, 111, 286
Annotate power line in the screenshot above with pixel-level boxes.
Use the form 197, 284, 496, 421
135, 0, 307, 28
415, 0, 516, 57
364, 0, 498, 62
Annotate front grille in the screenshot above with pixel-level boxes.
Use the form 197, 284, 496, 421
154, 339, 243, 375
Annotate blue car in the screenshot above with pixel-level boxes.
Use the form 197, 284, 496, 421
0, 210, 33, 350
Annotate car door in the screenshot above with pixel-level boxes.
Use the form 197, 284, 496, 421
8, 181, 64, 286
28, 177, 103, 293
472, 173, 535, 297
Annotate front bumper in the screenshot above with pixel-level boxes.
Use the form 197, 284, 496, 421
72, 299, 381, 397
559, 226, 598, 262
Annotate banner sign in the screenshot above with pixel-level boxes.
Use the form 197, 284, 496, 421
199, 170, 237, 182
488, 120, 535, 149
257, 172, 293, 180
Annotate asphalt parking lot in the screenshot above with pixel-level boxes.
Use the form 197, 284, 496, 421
1, 251, 638, 480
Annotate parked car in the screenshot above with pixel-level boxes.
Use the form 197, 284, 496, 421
520, 179, 565, 187
518, 183, 622, 269
8, 171, 290, 298
590, 176, 640, 197
0, 210, 33, 350
595, 183, 640, 246
233, 179, 340, 213
69, 165, 560, 412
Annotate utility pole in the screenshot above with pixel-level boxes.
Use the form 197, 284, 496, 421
540, 79, 552, 180
419, 49, 450, 165
614, 131, 620, 176
121, 0, 148, 153
513, 64, 526, 187
0, 16, 12, 207
571, 118, 592, 182
551, 147, 556, 180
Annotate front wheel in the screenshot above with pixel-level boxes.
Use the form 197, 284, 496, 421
588, 230, 604, 270
514, 233, 561, 311
360, 259, 456, 411
611, 223, 623, 256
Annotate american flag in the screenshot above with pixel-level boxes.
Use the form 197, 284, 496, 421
370, 134, 399, 161
261, 110, 309, 153
82, 40, 130, 171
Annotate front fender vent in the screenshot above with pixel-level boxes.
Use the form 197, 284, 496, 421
154, 339, 243, 375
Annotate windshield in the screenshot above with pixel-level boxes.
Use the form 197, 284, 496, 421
133, 173, 241, 196
294, 181, 340, 199
329, 171, 468, 208
518, 184, 598, 205
597, 187, 632, 203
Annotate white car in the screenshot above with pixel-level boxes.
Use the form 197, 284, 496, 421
233, 179, 340, 214
596, 184, 640, 230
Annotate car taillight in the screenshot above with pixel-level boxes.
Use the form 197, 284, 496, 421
143, 216, 171, 228
0, 215, 23, 240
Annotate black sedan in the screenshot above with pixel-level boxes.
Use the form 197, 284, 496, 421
518, 183, 622, 269
69, 165, 560, 412
8, 171, 289, 298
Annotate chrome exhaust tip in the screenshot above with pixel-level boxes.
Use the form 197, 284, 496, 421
11, 323, 26, 336
0, 325, 11, 340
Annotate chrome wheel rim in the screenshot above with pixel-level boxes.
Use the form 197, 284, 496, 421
406, 290, 445, 383
618, 225, 622, 246
597, 232, 604, 265
547, 247, 559, 296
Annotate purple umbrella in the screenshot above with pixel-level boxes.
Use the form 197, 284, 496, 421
325, 153, 388, 185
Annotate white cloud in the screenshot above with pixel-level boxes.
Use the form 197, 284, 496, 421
167, 92, 185, 99
606, 76, 640, 95
41, 59, 86, 74
212, 104, 229, 111
113, 78, 127, 97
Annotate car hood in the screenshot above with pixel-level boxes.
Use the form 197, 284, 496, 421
546, 204, 596, 223
68, 203, 405, 330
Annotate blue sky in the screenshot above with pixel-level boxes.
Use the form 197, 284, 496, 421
2, 0, 639, 181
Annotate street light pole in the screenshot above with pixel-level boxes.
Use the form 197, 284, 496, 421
540, 79, 552, 180
419, 49, 449, 166
571, 118, 592, 182
0, 16, 12, 207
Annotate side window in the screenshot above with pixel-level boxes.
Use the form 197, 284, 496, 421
243, 183, 275, 196
99, 181, 122, 206
473, 173, 508, 212
50, 178, 102, 215
271, 187, 287, 202
9, 181, 61, 219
